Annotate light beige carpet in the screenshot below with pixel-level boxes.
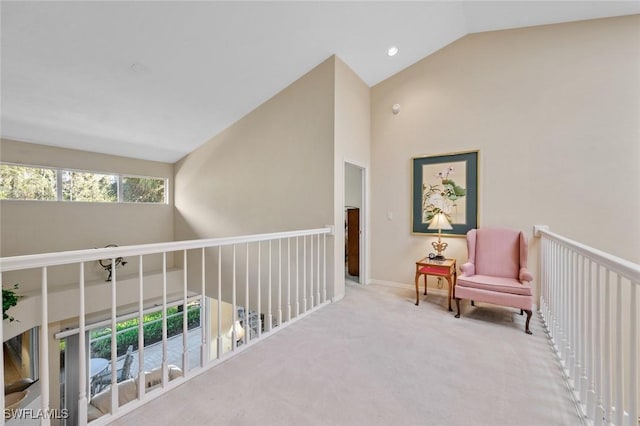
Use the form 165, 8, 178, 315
113, 283, 581, 426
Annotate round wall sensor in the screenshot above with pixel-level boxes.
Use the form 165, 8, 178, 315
391, 104, 401, 114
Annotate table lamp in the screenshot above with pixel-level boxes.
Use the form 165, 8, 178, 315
428, 212, 452, 260
227, 320, 245, 342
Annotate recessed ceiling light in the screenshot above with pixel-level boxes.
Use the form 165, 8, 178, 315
387, 46, 399, 57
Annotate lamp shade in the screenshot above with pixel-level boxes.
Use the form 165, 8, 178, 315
428, 212, 453, 231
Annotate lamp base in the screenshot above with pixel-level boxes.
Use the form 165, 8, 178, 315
431, 240, 448, 261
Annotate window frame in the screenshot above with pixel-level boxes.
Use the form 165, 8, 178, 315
0, 162, 59, 202
0, 162, 169, 205
120, 174, 168, 204
60, 168, 119, 203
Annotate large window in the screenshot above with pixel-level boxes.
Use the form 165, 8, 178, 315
122, 176, 166, 203
62, 170, 118, 202
0, 163, 167, 204
0, 164, 56, 201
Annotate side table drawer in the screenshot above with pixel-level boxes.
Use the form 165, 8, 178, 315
418, 265, 448, 275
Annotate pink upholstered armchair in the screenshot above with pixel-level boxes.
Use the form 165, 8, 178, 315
454, 228, 534, 334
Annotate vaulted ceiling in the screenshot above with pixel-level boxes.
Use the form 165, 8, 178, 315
2, 1, 638, 163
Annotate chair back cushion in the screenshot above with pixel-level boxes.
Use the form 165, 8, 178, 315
474, 228, 520, 278
90, 378, 137, 413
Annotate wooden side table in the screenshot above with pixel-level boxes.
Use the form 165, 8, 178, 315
414, 257, 457, 311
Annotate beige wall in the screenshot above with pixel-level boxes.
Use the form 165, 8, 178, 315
174, 58, 335, 239
334, 57, 371, 297
0, 139, 175, 291
370, 16, 640, 295
345, 163, 362, 209
174, 57, 336, 304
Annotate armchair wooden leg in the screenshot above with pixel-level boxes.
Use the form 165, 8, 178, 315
471, 300, 475, 307
524, 310, 533, 335
454, 298, 461, 318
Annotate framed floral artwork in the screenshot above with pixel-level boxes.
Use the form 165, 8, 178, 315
412, 150, 478, 236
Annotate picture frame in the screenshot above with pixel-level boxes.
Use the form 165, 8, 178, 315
412, 150, 478, 236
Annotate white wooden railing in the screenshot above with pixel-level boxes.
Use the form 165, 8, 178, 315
1, 227, 332, 425
537, 226, 639, 426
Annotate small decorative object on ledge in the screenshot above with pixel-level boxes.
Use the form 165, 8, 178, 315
98, 244, 128, 281
3, 284, 20, 322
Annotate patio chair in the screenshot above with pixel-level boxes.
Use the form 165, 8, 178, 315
91, 345, 134, 394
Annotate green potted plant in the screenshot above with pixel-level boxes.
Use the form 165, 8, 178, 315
3, 284, 19, 322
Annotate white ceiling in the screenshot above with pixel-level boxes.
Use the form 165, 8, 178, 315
2, 1, 638, 163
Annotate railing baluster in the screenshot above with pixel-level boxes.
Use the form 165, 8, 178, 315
565, 246, 570, 361
41, 267, 51, 426
287, 238, 291, 323
578, 254, 586, 406
563, 246, 568, 362
595, 265, 603, 424
200, 247, 211, 367
543, 238, 548, 322
201, 248, 207, 366
78, 263, 87, 426
268, 240, 272, 333
555, 241, 560, 340
303, 236, 307, 312
162, 252, 168, 386
603, 269, 611, 423
556, 241, 566, 354
296, 236, 300, 317
138, 256, 146, 398
582, 256, 590, 407
323, 233, 327, 302
550, 241, 557, 344
278, 239, 282, 327
615, 275, 623, 426
316, 234, 320, 305
548, 238, 553, 326
551, 242, 560, 344
245, 243, 249, 345
558, 243, 564, 349
586, 259, 595, 418
183, 250, 189, 370
217, 247, 223, 356
232, 244, 237, 349
564, 249, 570, 376
568, 251, 576, 379
552, 242, 559, 352
310, 235, 314, 308
569, 252, 577, 391
110, 259, 119, 414
257, 242, 262, 339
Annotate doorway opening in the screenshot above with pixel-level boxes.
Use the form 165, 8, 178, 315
344, 162, 365, 285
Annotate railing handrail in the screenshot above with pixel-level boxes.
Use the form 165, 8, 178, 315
0, 227, 332, 272
538, 228, 640, 283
